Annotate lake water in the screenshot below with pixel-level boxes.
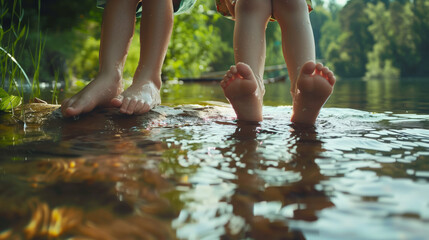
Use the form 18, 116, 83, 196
1, 78, 428, 239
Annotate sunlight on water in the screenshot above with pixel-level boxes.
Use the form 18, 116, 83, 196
1, 97, 429, 239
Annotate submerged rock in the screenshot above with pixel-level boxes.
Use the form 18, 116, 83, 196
13, 103, 60, 125
7, 102, 236, 136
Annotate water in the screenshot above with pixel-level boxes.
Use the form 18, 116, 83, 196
1, 78, 428, 239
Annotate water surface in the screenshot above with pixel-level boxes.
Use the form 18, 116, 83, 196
1, 78, 428, 239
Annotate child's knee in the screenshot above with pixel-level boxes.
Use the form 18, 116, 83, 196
236, 0, 271, 16
272, 0, 308, 18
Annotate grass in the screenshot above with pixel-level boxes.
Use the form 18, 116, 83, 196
0, 0, 47, 112
51, 70, 59, 104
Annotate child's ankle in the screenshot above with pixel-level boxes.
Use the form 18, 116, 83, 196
97, 69, 122, 83
133, 76, 162, 89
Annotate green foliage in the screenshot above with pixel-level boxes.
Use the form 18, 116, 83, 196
29, 0, 44, 99
3, 0, 429, 96
363, 0, 425, 78
310, 6, 331, 59
0, 0, 48, 110
410, 0, 429, 76
70, 35, 100, 80
0, 0, 29, 93
320, 0, 429, 78
389, 1, 419, 73
0, 46, 30, 87
1, 0, 29, 109
319, 17, 340, 66
265, 23, 284, 67
331, 0, 373, 77
68, 0, 226, 81
364, 2, 400, 79
51, 70, 59, 104
0, 87, 21, 111
164, 1, 225, 79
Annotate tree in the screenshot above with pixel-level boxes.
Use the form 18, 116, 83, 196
388, 1, 418, 76
164, 0, 226, 79
319, 16, 341, 62
310, 6, 331, 59
68, 0, 227, 80
364, 2, 399, 79
411, 0, 429, 76
324, 0, 373, 77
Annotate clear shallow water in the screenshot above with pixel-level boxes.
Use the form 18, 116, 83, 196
1, 78, 429, 239
160, 77, 429, 114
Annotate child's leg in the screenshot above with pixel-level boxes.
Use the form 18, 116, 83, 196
61, 0, 140, 118
272, 0, 335, 125
111, 0, 173, 115
221, 0, 272, 122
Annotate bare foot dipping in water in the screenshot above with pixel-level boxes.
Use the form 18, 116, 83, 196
61, 74, 123, 118
221, 62, 265, 122
291, 61, 336, 125
216, 0, 337, 126
111, 81, 161, 115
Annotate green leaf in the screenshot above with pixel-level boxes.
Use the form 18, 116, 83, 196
17, 25, 26, 41
0, 7, 8, 19
0, 88, 22, 111
0, 25, 3, 41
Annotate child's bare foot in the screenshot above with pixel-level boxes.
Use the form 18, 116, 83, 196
111, 81, 161, 115
291, 61, 336, 125
61, 74, 123, 118
221, 62, 265, 122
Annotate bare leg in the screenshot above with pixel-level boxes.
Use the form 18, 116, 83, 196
273, 0, 335, 125
221, 0, 271, 122
61, 0, 140, 117
111, 0, 173, 115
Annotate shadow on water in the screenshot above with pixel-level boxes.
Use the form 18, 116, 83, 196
1, 77, 429, 239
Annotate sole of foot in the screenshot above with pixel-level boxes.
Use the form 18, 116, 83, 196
221, 62, 265, 122
291, 61, 336, 126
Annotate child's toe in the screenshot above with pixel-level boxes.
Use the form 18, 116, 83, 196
230, 65, 238, 75
315, 62, 324, 71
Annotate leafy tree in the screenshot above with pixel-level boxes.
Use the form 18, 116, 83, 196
324, 0, 373, 77
388, 1, 418, 76
69, 0, 227, 81
205, 4, 286, 76
265, 23, 284, 67
209, 12, 234, 72
364, 0, 426, 78
2, 0, 99, 81
164, 0, 226, 79
312, 0, 325, 7
319, 16, 340, 63
310, 6, 331, 59
364, 2, 399, 79
411, 0, 429, 76
327, 0, 341, 18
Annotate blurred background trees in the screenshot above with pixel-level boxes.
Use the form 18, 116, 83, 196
2, 0, 429, 84
321, 0, 429, 78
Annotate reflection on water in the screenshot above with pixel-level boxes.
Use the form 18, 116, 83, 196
160, 77, 429, 114
1, 78, 429, 239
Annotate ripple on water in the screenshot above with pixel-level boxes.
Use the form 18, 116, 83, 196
163, 106, 429, 239
1, 104, 429, 239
